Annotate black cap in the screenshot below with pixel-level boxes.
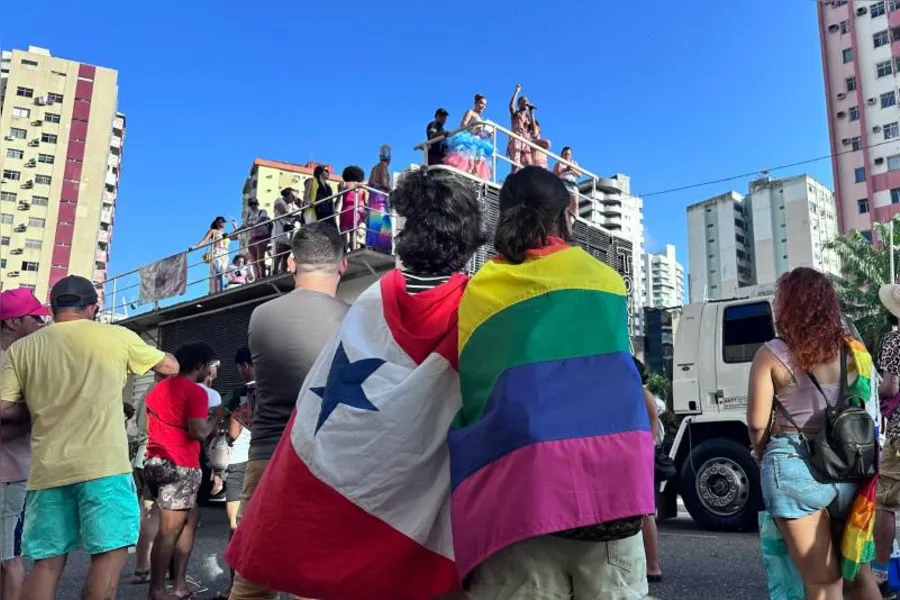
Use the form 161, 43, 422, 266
50, 275, 99, 309
435, 108, 449, 117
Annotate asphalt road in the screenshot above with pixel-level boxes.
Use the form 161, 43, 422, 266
46, 505, 768, 600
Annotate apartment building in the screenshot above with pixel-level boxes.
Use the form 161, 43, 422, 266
818, 0, 900, 234
747, 175, 841, 285
0, 46, 122, 300
687, 175, 841, 303
644, 244, 684, 309
241, 158, 343, 223
578, 173, 646, 324
686, 191, 754, 303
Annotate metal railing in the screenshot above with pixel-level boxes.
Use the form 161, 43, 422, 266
414, 118, 614, 219
96, 183, 395, 321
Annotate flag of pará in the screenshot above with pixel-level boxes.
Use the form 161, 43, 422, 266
225, 270, 467, 600
449, 238, 656, 577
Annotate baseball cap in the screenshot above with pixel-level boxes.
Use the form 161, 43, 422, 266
50, 275, 99, 309
435, 107, 449, 117
0, 288, 50, 321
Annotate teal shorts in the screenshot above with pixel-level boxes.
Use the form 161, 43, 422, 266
22, 473, 139, 560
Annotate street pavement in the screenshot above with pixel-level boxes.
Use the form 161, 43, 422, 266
47, 504, 768, 599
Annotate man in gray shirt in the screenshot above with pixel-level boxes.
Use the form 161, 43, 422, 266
230, 221, 349, 600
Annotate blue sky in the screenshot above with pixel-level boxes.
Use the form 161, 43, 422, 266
2, 0, 832, 283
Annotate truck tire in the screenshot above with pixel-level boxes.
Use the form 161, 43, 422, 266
679, 438, 761, 532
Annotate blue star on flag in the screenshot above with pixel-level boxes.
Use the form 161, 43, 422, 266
311, 342, 385, 434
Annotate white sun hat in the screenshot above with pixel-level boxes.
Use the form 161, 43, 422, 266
878, 284, 900, 318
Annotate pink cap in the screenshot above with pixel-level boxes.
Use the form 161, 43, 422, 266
0, 288, 50, 321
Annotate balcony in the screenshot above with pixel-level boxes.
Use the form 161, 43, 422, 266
98, 229, 110, 244
107, 153, 120, 169
101, 207, 114, 223
113, 116, 125, 131
95, 248, 108, 263
93, 268, 107, 283
105, 170, 117, 187
110, 136, 122, 150
102, 191, 116, 205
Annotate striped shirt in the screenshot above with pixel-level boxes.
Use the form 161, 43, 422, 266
401, 272, 451, 295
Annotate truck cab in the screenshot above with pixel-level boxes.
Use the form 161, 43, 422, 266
662, 288, 776, 531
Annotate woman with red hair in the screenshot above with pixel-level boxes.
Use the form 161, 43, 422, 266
747, 267, 879, 600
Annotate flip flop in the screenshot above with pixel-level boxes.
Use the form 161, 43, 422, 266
131, 570, 151, 584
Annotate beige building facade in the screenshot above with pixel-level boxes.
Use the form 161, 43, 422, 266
0, 46, 122, 301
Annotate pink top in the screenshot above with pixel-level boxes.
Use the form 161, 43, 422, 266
0, 349, 30, 483
766, 339, 840, 430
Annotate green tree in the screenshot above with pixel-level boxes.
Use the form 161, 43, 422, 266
824, 216, 900, 351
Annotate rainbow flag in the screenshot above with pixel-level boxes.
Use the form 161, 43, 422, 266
449, 238, 655, 577
840, 337, 878, 581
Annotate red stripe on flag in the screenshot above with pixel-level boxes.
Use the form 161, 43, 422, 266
380, 270, 467, 368
225, 415, 460, 600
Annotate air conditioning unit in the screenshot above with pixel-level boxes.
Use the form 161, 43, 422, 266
842, 137, 852, 145
2, 136, 12, 141
27, 139, 39, 147
874, 125, 883, 132
31, 119, 42, 126
14, 224, 26, 233
858, 6, 868, 15
838, 92, 847, 100
829, 24, 840, 32
21, 181, 33, 189
24, 159, 35, 167
838, 110, 847, 118
10, 248, 23, 255
869, 97, 878, 105
17, 202, 29, 210
877, 157, 886, 164
34, 96, 46, 106
8, 271, 20, 278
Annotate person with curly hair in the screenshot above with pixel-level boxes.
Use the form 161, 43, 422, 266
747, 267, 879, 600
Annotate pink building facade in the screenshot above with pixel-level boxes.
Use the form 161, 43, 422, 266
819, 0, 900, 236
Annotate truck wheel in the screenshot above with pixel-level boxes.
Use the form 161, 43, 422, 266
679, 438, 761, 532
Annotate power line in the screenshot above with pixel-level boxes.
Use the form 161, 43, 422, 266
636, 136, 900, 199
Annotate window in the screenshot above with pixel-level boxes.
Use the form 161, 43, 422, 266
21, 262, 39, 272
875, 29, 890, 46
6, 149, 23, 160
852, 136, 863, 150
736, 234, 746, 244
0, 214, 13, 225
836, 0, 848, 5
850, 106, 860, 121
21, 59, 37, 69
883, 91, 897, 108
893, 26, 900, 41
841, 20, 850, 34
47, 92, 64, 104
723, 302, 775, 364
856, 166, 867, 182
2, 170, 21, 181
37, 154, 54, 165
859, 198, 871, 213
15, 87, 33, 98
0, 192, 16, 203
34, 175, 51, 185
9, 128, 26, 139
707, 223, 714, 228
24, 239, 41, 250
31, 196, 48, 206
0, 237, 8, 246
0, 259, 5, 269
27, 217, 44, 228
40, 133, 57, 144
844, 48, 854, 64
43, 113, 60, 124
11, 107, 30, 119
892, 189, 900, 204
887, 122, 900, 139
863, 230, 875, 243
892, 0, 900, 10
878, 60, 894, 77
873, 2, 887, 18
889, 154, 900, 171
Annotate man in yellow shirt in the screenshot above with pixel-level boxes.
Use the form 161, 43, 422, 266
0, 276, 179, 600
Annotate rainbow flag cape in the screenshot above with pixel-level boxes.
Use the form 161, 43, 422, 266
840, 337, 878, 581
448, 238, 655, 577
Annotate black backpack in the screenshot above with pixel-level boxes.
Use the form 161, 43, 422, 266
774, 343, 877, 482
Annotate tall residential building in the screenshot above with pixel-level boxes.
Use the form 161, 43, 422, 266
686, 191, 754, 303
818, 0, 900, 234
241, 158, 343, 222
0, 46, 122, 300
578, 173, 646, 324
644, 244, 685, 309
746, 175, 841, 285
686, 175, 841, 303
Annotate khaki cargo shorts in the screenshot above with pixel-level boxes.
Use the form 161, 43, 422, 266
878, 442, 900, 510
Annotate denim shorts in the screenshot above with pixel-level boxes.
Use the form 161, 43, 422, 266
760, 434, 858, 520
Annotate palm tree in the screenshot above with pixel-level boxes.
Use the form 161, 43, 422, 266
824, 216, 900, 351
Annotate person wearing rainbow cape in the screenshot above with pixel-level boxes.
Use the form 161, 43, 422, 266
748, 267, 881, 600
450, 166, 655, 599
